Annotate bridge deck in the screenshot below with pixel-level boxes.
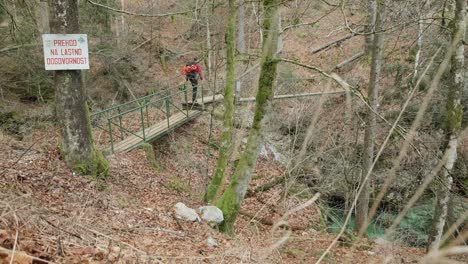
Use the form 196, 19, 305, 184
184, 94, 224, 105
107, 110, 201, 153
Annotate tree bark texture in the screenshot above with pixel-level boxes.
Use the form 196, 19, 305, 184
355, 0, 384, 236
237, 0, 245, 54
204, 0, 237, 203
50, 0, 109, 177
364, 0, 377, 54
37, 0, 50, 34
428, 0, 466, 250
217, 0, 280, 234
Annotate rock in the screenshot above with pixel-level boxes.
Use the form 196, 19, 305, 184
374, 237, 390, 245
257, 140, 287, 165
259, 145, 268, 156
207, 237, 218, 248
174, 202, 200, 222
198, 206, 224, 223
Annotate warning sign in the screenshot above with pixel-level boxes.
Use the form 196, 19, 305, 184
42, 34, 89, 70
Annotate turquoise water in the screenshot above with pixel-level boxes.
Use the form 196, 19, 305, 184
325, 208, 386, 239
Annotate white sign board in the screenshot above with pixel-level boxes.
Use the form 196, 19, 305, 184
42, 34, 89, 70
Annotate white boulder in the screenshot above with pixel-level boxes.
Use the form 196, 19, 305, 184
174, 202, 200, 222
199, 206, 224, 224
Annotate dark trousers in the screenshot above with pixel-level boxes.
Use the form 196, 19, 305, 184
188, 78, 198, 102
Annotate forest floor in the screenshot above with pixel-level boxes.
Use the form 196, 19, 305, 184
0, 110, 427, 264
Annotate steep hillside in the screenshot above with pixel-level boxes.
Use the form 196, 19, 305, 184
0, 0, 466, 263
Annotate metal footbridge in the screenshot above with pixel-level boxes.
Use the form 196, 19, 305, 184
91, 84, 220, 154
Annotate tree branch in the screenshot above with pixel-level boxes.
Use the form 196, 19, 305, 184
310, 33, 358, 55
0, 44, 38, 53
282, 6, 338, 32
278, 58, 351, 90
86, 0, 192, 17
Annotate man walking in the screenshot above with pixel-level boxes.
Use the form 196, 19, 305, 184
182, 58, 203, 103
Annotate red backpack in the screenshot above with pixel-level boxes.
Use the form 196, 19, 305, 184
181, 64, 197, 75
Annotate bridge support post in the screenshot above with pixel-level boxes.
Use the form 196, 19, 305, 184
201, 84, 205, 110
140, 106, 146, 141
108, 119, 114, 154
117, 106, 124, 139
235, 80, 241, 105
184, 85, 189, 116
165, 98, 170, 128
145, 98, 149, 128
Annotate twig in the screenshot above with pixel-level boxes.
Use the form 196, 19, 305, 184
0, 246, 54, 264
282, 6, 338, 32
40, 216, 83, 240
9, 229, 18, 264
278, 58, 351, 90
75, 223, 164, 263
0, 142, 36, 176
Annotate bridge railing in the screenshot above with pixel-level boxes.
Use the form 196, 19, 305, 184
91, 84, 204, 153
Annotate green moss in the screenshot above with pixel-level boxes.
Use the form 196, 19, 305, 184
217, 186, 240, 235
164, 176, 190, 193
69, 101, 109, 178
139, 143, 161, 170
72, 147, 109, 179
159, 55, 169, 73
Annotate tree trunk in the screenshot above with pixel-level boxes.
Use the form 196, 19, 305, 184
49, 0, 109, 177
277, 12, 283, 54
364, 0, 377, 53
428, 0, 466, 250
204, 0, 237, 203
237, 0, 245, 54
120, 0, 126, 35
37, 0, 50, 34
234, 0, 246, 103
413, 1, 427, 83
216, 0, 280, 234
354, 0, 384, 236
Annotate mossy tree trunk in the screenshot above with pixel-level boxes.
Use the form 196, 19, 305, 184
204, 0, 237, 203
37, 0, 50, 34
428, 0, 465, 250
50, 0, 109, 177
355, 0, 384, 236
216, 0, 280, 234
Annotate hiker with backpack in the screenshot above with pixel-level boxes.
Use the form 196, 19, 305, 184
181, 58, 203, 103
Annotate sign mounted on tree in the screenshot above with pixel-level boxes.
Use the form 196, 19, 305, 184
42, 34, 89, 70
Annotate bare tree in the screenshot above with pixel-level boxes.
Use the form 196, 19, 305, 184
49, 0, 109, 177
354, 0, 385, 235
204, 0, 237, 203
428, 0, 466, 250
